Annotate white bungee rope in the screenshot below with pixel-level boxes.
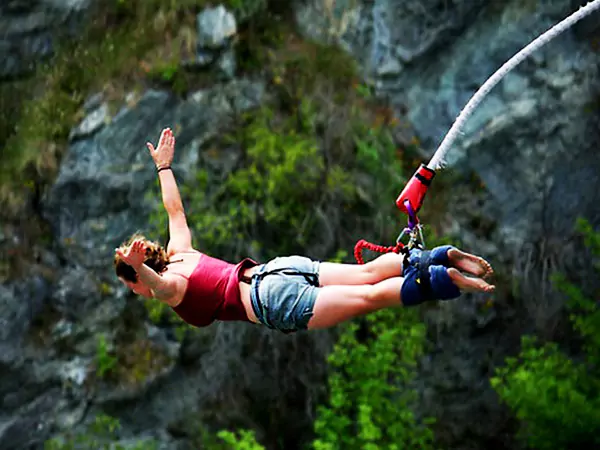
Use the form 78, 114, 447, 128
428, 0, 600, 170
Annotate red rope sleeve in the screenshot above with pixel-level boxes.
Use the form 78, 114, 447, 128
354, 239, 404, 264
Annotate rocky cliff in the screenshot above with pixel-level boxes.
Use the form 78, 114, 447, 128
0, 0, 91, 80
1, 0, 600, 449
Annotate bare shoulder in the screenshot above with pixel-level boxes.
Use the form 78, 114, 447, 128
165, 250, 203, 278
168, 249, 202, 261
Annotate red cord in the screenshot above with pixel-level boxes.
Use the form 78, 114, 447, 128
354, 239, 404, 264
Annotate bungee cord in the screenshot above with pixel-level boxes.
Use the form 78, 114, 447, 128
354, 0, 600, 262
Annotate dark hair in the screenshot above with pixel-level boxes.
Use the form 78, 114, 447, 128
114, 233, 169, 283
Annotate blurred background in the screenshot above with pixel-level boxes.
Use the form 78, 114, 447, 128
1, 0, 600, 449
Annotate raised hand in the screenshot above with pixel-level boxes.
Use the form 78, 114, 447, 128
115, 239, 146, 270
147, 127, 175, 170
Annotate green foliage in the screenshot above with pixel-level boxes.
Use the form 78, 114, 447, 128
491, 336, 600, 449
45, 414, 160, 450
226, 0, 268, 21
574, 216, 600, 268
95, 334, 118, 378
217, 429, 266, 449
276, 39, 358, 97
187, 307, 433, 450
145, 89, 405, 258
490, 218, 600, 449
140, 295, 191, 339
0, 1, 155, 209
177, 104, 349, 259
312, 308, 435, 449
0, 79, 32, 152
353, 120, 404, 203
2, 7, 143, 190
147, 58, 188, 95
113, 338, 174, 386
94, 333, 173, 384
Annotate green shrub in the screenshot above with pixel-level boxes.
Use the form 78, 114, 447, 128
227, 0, 268, 21
113, 338, 174, 386
217, 429, 266, 449
192, 310, 433, 450
312, 308, 435, 449
180, 104, 345, 259
45, 414, 160, 450
491, 335, 600, 449
95, 334, 118, 378
490, 218, 600, 449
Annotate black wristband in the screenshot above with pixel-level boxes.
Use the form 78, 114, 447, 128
157, 166, 171, 173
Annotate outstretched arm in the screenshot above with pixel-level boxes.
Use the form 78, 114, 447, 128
136, 263, 183, 305
147, 128, 194, 254
116, 239, 184, 306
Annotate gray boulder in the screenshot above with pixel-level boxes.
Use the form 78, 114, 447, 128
197, 5, 237, 50
188, 5, 239, 79
0, 0, 93, 79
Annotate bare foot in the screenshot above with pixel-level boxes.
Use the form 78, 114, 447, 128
447, 268, 495, 293
447, 248, 494, 279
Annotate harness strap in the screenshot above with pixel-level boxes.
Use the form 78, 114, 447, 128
401, 249, 435, 301
240, 267, 319, 286
414, 250, 434, 300
242, 267, 318, 334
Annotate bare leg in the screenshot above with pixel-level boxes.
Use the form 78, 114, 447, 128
307, 277, 404, 329
447, 248, 494, 278
307, 266, 495, 330
318, 252, 404, 287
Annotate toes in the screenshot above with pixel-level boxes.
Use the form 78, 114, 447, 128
480, 259, 494, 279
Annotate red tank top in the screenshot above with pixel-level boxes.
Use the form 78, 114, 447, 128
171, 254, 258, 327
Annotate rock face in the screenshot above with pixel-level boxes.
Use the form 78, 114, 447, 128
296, 0, 600, 240
43, 79, 267, 271
0, 0, 93, 80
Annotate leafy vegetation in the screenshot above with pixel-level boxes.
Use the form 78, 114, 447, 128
93, 331, 173, 387
177, 103, 350, 258
95, 334, 118, 379
45, 414, 160, 450
113, 338, 174, 386
217, 430, 266, 449
312, 308, 435, 449
44, 413, 266, 449
490, 218, 600, 449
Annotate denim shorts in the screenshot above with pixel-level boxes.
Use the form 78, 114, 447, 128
249, 255, 321, 333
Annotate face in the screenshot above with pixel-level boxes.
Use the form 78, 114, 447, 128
119, 277, 153, 298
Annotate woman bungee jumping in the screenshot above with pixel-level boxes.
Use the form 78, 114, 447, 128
114, 128, 494, 333
112, 2, 600, 333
